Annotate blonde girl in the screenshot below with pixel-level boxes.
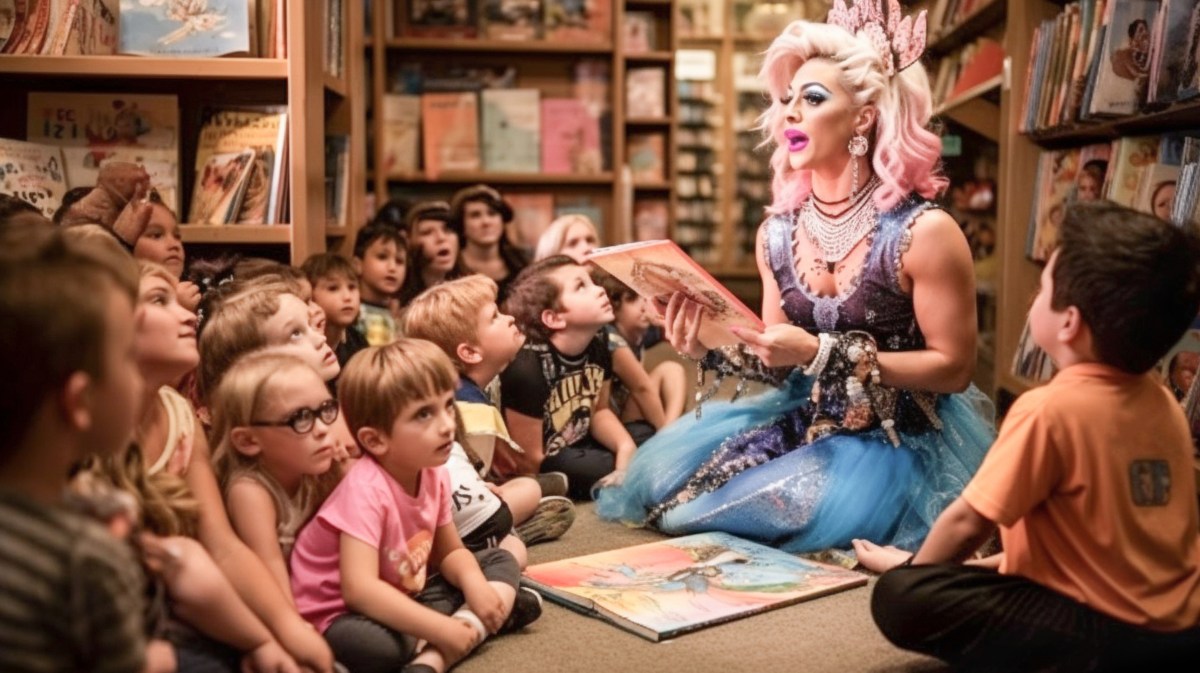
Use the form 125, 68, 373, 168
211, 351, 342, 600
533, 213, 600, 262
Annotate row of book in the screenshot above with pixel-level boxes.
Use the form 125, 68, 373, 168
383, 0, 610, 43
1026, 132, 1200, 263
0, 0, 290, 58
926, 0, 996, 38
379, 67, 666, 178
930, 37, 1004, 110
1, 93, 290, 227
1019, 0, 1200, 134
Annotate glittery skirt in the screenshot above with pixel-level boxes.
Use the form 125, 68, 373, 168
595, 376, 995, 553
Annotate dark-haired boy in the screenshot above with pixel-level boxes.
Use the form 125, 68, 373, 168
351, 221, 406, 346
854, 201, 1200, 672
0, 227, 148, 672
302, 251, 368, 367
500, 255, 637, 500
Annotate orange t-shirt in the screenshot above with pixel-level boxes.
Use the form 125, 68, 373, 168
963, 363, 1200, 631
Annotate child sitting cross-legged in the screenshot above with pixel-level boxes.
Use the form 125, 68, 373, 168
302, 252, 368, 368
211, 351, 343, 600
402, 274, 576, 551
499, 255, 638, 500
853, 201, 1200, 672
291, 339, 542, 673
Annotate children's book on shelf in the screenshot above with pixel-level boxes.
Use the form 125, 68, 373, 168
188, 148, 258, 226
26, 92, 180, 212
325, 135, 350, 227
631, 199, 668, 241
190, 107, 289, 225
1086, 0, 1158, 117
421, 92, 481, 177
481, 89, 541, 173
7, 0, 120, 55
119, 0, 253, 57
626, 67, 667, 118
405, 0, 477, 38
1104, 135, 1160, 208
0, 137, 70, 218
626, 132, 664, 182
380, 94, 422, 176
622, 11, 655, 53
1027, 148, 1080, 263
540, 98, 601, 175
586, 240, 765, 348
481, 0, 541, 40
543, 0, 611, 44
506, 192, 556, 252
1011, 316, 1057, 383
522, 531, 866, 642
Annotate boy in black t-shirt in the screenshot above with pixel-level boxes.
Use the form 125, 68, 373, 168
500, 256, 638, 500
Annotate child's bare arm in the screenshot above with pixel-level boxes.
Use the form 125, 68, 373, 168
610, 345, 667, 429
185, 419, 333, 672
433, 523, 505, 633
503, 409, 545, 473
340, 533, 479, 659
225, 479, 293, 603
913, 497, 996, 565
591, 382, 637, 471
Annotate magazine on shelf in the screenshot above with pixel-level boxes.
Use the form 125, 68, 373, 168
190, 106, 289, 225
585, 240, 764, 348
0, 137, 70, 218
522, 532, 867, 643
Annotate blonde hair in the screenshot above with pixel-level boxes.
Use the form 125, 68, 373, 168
197, 285, 289, 401
534, 213, 599, 261
338, 339, 458, 441
209, 350, 338, 503
401, 275, 498, 372
138, 259, 177, 287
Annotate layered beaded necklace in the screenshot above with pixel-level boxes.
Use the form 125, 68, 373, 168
796, 175, 881, 268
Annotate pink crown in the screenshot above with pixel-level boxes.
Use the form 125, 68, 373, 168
827, 0, 927, 77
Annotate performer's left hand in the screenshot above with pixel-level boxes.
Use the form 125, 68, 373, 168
732, 324, 819, 368
851, 539, 913, 573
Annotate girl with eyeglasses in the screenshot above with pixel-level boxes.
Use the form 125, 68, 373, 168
210, 351, 344, 600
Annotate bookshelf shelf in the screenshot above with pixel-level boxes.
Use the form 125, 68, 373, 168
626, 116, 674, 126
0, 55, 289, 79
379, 171, 616, 186
323, 72, 348, 98
679, 35, 724, 47
633, 181, 672, 191
927, 0, 1007, 58
325, 224, 350, 238
378, 38, 613, 55
625, 51, 674, 63
180, 225, 292, 244
935, 74, 1002, 142
1026, 100, 1200, 149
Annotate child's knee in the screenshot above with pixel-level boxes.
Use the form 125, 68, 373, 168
473, 547, 520, 588
870, 567, 930, 646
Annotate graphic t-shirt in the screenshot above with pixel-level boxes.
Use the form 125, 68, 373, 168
499, 334, 612, 456
456, 376, 522, 479
355, 301, 398, 347
290, 458, 451, 633
445, 442, 502, 536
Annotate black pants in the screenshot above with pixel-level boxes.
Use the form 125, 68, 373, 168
540, 441, 614, 501
872, 564, 1200, 673
323, 548, 520, 673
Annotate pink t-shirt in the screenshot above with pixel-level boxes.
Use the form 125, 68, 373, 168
290, 457, 452, 633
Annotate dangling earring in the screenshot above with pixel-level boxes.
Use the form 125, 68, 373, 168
848, 134, 868, 196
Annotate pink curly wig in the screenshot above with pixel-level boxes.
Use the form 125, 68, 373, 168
758, 20, 946, 215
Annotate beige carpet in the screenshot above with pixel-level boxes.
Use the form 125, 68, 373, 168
455, 503, 948, 673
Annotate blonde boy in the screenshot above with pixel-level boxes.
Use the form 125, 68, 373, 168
402, 275, 574, 547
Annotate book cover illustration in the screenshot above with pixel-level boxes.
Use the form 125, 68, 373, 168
626, 66, 666, 118
0, 137, 68, 218
626, 132, 664, 182
623, 11, 655, 53
586, 240, 764, 348
1105, 135, 1160, 208
1028, 148, 1080, 262
544, 0, 611, 44
481, 0, 541, 40
119, 0, 252, 57
1086, 0, 1158, 116
421, 92, 481, 177
540, 98, 601, 175
406, 0, 477, 38
481, 88, 540, 173
522, 532, 867, 642
380, 94, 421, 176
26, 92, 180, 211
187, 148, 257, 225
191, 107, 288, 224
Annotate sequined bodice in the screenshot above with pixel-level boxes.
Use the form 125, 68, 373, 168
768, 194, 932, 354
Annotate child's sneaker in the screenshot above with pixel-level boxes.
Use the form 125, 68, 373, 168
515, 495, 575, 545
500, 587, 543, 633
534, 471, 569, 498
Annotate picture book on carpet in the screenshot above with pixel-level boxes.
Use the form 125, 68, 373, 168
522, 532, 867, 642
585, 240, 764, 347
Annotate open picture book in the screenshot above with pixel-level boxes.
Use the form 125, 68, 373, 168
521, 532, 867, 642
585, 240, 764, 347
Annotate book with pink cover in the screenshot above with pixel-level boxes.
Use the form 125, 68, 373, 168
522, 531, 867, 642
540, 98, 601, 175
585, 240, 764, 347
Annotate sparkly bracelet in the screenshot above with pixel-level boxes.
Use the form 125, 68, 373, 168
803, 333, 837, 377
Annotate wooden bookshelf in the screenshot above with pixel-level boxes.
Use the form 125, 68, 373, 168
927, 0, 1007, 57
1026, 100, 1200, 149
364, 0, 678, 248
0, 1, 362, 265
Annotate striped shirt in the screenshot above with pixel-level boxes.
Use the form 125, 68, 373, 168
0, 491, 146, 673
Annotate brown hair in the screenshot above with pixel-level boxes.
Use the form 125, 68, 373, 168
197, 286, 288, 401
301, 252, 357, 285
401, 275, 499, 372
501, 255, 577, 342
0, 227, 138, 453
590, 266, 638, 312
338, 339, 458, 441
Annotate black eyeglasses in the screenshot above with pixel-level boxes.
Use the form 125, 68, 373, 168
251, 399, 339, 434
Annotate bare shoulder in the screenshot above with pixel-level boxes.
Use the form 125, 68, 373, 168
227, 476, 275, 510
905, 207, 971, 267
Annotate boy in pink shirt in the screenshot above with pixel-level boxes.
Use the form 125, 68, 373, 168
291, 340, 541, 673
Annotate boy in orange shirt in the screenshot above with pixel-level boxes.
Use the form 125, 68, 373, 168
854, 201, 1200, 672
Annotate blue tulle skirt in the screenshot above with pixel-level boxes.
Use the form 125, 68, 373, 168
595, 375, 995, 553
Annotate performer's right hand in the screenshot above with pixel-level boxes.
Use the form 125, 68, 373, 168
665, 291, 709, 360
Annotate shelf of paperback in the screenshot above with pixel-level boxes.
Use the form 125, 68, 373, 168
927, 0, 1007, 58
0, 56, 290, 80
180, 225, 292, 244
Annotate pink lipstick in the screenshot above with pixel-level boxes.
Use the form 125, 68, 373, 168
784, 129, 809, 152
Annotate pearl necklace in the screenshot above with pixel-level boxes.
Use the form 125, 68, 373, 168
796, 176, 880, 264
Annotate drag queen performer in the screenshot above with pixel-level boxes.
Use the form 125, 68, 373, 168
596, 0, 995, 553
